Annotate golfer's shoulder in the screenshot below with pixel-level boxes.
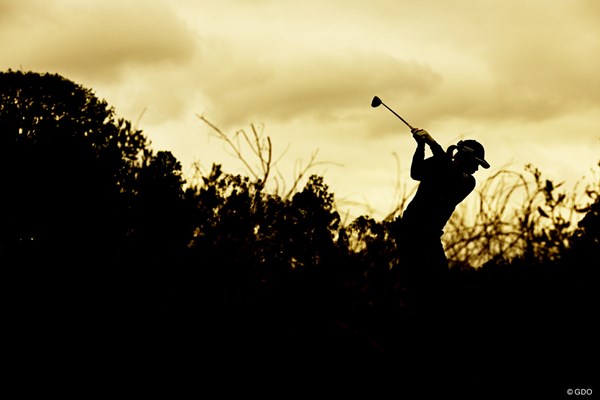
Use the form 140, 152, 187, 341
428, 152, 449, 165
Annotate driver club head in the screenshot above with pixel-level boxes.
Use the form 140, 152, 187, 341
370, 95, 415, 131
371, 96, 382, 108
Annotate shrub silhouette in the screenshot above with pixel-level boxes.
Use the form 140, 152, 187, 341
0, 70, 190, 333
569, 163, 600, 267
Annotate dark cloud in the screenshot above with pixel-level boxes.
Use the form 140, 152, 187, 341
0, 1, 36, 23
200, 49, 441, 129
1, 0, 197, 82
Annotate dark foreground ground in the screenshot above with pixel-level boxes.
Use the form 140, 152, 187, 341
6, 257, 594, 398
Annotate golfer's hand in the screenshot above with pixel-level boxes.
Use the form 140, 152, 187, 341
412, 128, 435, 145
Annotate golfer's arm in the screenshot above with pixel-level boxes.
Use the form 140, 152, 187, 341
410, 142, 426, 180
429, 141, 445, 157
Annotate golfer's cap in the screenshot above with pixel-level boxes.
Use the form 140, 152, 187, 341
457, 140, 490, 169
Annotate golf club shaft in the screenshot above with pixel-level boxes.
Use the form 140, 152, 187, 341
381, 103, 414, 131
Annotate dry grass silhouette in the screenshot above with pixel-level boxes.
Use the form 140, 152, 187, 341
444, 163, 598, 267
195, 115, 339, 200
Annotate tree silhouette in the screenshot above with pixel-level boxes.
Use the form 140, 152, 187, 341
0, 70, 190, 337
1, 71, 143, 261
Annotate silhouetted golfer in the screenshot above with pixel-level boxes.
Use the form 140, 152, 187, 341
396, 128, 490, 282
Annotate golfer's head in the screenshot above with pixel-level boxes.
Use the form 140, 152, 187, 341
455, 140, 490, 174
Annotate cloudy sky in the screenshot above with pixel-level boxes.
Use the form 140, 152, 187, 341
2, 0, 599, 220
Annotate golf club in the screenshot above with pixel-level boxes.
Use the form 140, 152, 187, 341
371, 96, 415, 131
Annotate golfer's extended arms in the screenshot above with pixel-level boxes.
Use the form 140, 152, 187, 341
410, 142, 427, 180
410, 129, 446, 180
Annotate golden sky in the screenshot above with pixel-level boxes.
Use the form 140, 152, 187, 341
2, 0, 599, 219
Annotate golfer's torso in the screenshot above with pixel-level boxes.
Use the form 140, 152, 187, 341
404, 166, 473, 231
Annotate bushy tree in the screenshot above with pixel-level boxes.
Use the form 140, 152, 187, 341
0, 70, 192, 264
0, 70, 191, 333
1, 71, 133, 260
